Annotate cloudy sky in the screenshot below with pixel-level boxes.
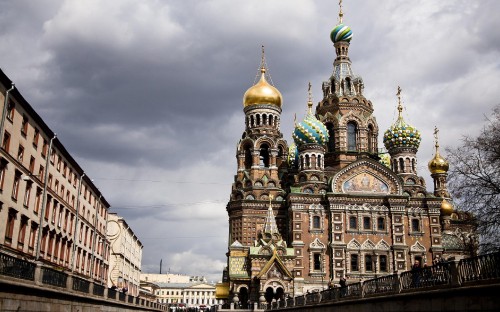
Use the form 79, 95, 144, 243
1, 0, 499, 282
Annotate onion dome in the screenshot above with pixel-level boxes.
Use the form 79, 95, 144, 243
383, 87, 421, 151
243, 46, 282, 108
428, 127, 449, 174
292, 84, 329, 146
331, 24, 353, 43
330, 1, 353, 43
441, 199, 454, 216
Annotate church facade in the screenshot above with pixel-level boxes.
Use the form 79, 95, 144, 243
222, 4, 475, 306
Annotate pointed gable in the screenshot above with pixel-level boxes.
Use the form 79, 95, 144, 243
255, 250, 293, 280
331, 158, 403, 195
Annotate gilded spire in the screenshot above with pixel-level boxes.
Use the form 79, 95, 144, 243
307, 82, 313, 114
396, 86, 403, 118
338, 0, 344, 24
428, 126, 449, 174
433, 126, 440, 151
260, 45, 266, 73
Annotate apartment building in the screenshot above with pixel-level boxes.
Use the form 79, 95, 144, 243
0, 69, 110, 284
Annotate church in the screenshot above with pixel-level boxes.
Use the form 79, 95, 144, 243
220, 2, 476, 306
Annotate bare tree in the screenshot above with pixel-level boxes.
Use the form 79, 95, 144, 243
447, 104, 500, 253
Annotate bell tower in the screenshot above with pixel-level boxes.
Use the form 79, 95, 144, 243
315, 1, 379, 171
227, 47, 289, 247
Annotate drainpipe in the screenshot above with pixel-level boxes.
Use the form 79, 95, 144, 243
71, 172, 85, 271
0, 84, 15, 144
35, 134, 57, 260
90, 193, 102, 280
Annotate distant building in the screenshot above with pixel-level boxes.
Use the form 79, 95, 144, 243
153, 282, 218, 307
0, 69, 110, 284
141, 272, 207, 284
107, 212, 143, 296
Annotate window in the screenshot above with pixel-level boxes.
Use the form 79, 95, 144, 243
23, 182, 32, 207
312, 216, 321, 229
377, 217, 385, 231
44, 196, 51, 220
33, 128, 39, 149
349, 216, 357, 229
42, 139, 48, 158
2, 131, 11, 152
259, 144, 270, 168
412, 219, 420, 232
29, 224, 37, 253
350, 254, 359, 271
29, 156, 35, 173
21, 115, 29, 135
347, 122, 357, 151
50, 148, 56, 164
12, 171, 21, 200
6, 100, 15, 121
5, 209, 17, 244
17, 145, 24, 162
34, 188, 42, 214
18, 216, 28, 248
0, 165, 5, 190
365, 254, 373, 272
363, 217, 371, 230
379, 255, 387, 272
313, 253, 321, 271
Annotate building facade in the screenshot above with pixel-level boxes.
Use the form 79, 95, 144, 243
153, 282, 217, 308
0, 69, 111, 284
223, 3, 476, 306
107, 212, 143, 296
141, 272, 208, 284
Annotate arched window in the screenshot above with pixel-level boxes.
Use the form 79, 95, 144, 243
244, 144, 252, 169
259, 144, 270, 168
250, 115, 255, 127
305, 154, 310, 168
412, 159, 416, 173
317, 155, 322, 169
347, 122, 357, 151
256, 114, 261, 126
368, 125, 374, 153
312, 216, 321, 229
326, 123, 335, 152
399, 158, 405, 173
263, 114, 267, 125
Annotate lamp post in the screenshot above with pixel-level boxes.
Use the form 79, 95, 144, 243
35, 134, 57, 261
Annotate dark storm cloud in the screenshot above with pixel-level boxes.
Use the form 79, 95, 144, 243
1, 0, 499, 282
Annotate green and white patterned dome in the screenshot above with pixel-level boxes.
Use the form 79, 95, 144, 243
383, 88, 421, 151
293, 100, 329, 147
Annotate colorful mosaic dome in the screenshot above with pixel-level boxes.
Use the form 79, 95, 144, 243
330, 24, 353, 43
383, 120, 421, 151
293, 106, 329, 147
288, 142, 299, 166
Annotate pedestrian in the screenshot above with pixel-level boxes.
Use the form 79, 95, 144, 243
411, 259, 421, 288
339, 277, 347, 297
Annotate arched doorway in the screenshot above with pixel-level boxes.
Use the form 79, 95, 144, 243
239, 287, 249, 308
265, 287, 274, 303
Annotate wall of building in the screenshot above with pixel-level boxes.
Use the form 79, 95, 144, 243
0, 73, 110, 285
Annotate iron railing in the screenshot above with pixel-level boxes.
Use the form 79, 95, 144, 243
93, 283, 105, 296
42, 267, 67, 288
72, 276, 90, 293
458, 252, 500, 283
267, 251, 500, 311
0, 252, 35, 281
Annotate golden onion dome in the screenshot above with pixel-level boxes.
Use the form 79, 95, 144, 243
428, 126, 449, 174
428, 151, 449, 174
243, 67, 282, 108
441, 199, 454, 216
